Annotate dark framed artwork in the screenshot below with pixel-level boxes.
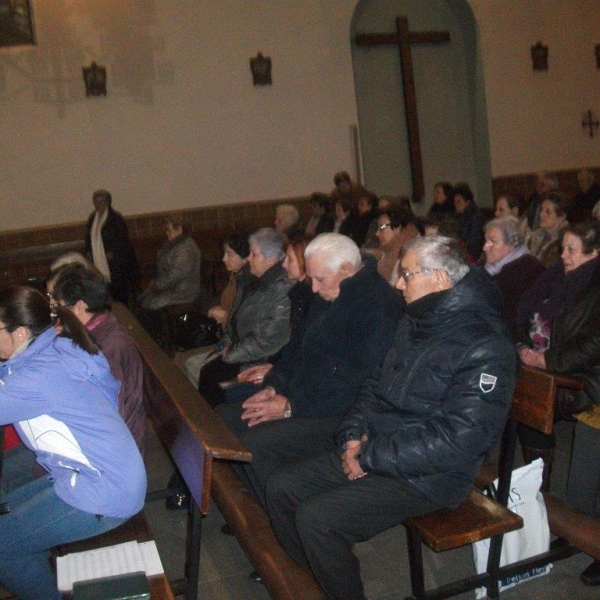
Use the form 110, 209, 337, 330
0, 0, 35, 48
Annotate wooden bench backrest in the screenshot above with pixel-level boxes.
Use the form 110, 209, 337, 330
512, 366, 584, 434
113, 303, 251, 515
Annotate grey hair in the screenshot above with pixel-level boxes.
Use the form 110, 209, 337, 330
304, 233, 362, 273
485, 216, 524, 247
50, 252, 94, 274
275, 203, 300, 227
403, 235, 469, 285
539, 171, 559, 191
248, 228, 286, 261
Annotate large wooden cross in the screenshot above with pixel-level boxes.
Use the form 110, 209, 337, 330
355, 17, 450, 202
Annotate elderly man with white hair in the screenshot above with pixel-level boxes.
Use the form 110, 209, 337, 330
216, 232, 402, 508
266, 236, 517, 600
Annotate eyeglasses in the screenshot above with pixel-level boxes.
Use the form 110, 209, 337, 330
399, 268, 439, 281
377, 223, 392, 231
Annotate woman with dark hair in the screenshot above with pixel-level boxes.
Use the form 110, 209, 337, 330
528, 191, 569, 267
517, 221, 600, 494
52, 265, 147, 452
333, 197, 353, 236
0, 286, 146, 600
375, 205, 421, 286
352, 191, 379, 248
453, 182, 485, 261
305, 193, 334, 237
427, 181, 454, 218
494, 192, 531, 245
139, 215, 201, 310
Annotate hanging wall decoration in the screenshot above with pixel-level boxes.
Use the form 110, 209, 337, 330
83, 62, 107, 97
250, 52, 272, 86
531, 41, 548, 71
0, 0, 35, 47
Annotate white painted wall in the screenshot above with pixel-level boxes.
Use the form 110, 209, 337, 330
470, 0, 600, 177
0, 1, 598, 230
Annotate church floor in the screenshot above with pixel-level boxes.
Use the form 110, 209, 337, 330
145, 418, 599, 600
0, 419, 596, 600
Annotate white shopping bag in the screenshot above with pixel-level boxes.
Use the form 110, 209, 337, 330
472, 459, 552, 598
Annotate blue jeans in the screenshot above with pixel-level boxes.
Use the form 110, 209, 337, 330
1, 444, 38, 495
0, 477, 125, 600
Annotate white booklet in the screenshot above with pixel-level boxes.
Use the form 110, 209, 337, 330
56, 540, 164, 592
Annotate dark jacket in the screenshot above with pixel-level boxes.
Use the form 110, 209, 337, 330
456, 202, 485, 261
265, 256, 403, 418
543, 259, 600, 411
492, 254, 545, 338
85, 207, 139, 304
337, 267, 517, 509
88, 311, 146, 453
221, 262, 292, 366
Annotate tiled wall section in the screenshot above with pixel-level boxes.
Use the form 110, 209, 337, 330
0, 196, 311, 288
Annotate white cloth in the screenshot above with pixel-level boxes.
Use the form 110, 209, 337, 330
90, 210, 111, 282
484, 243, 530, 276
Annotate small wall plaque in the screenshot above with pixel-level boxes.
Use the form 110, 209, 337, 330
531, 41, 548, 71
250, 52, 272, 86
83, 62, 107, 97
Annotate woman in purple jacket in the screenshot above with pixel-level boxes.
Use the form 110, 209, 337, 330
0, 286, 146, 600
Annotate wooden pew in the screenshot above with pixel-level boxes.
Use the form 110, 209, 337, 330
113, 304, 327, 600
403, 366, 585, 600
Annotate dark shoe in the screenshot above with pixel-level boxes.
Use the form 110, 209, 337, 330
165, 491, 190, 510
580, 559, 600, 586
220, 523, 234, 536
249, 570, 263, 583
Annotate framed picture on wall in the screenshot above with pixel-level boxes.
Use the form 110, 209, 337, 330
0, 0, 35, 48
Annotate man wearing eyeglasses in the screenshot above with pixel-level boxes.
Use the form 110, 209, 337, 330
266, 235, 517, 600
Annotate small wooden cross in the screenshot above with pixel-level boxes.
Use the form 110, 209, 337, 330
582, 110, 599, 138
356, 17, 450, 201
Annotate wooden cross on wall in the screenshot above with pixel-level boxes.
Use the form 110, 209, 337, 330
356, 17, 450, 201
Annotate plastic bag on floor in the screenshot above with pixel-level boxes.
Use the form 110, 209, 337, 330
473, 459, 552, 598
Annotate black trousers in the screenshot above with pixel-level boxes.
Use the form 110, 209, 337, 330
265, 451, 438, 600
197, 357, 240, 407
214, 398, 341, 508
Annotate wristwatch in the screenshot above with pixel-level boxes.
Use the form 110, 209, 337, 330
283, 401, 292, 419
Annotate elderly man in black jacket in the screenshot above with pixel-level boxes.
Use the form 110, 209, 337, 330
265, 235, 517, 600
216, 233, 402, 507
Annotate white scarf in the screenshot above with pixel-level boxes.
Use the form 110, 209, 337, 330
485, 243, 530, 276
90, 209, 111, 282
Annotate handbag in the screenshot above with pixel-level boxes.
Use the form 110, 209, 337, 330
175, 314, 221, 350
473, 459, 552, 598
556, 386, 591, 421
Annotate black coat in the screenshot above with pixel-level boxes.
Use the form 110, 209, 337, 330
265, 257, 403, 419
544, 259, 600, 412
337, 267, 517, 508
85, 207, 139, 303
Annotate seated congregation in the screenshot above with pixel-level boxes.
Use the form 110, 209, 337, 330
3, 167, 600, 600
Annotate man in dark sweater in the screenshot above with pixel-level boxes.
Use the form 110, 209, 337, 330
215, 233, 402, 507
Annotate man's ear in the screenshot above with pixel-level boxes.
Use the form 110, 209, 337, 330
72, 299, 90, 317
339, 261, 356, 277
434, 269, 452, 290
